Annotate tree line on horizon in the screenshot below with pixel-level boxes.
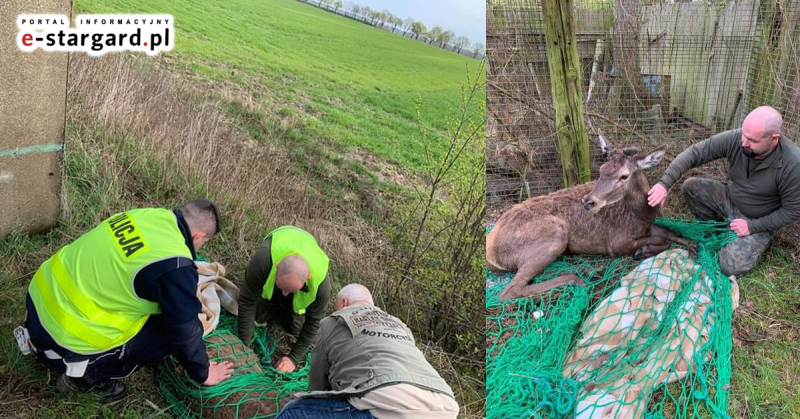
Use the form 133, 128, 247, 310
309, 0, 486, 56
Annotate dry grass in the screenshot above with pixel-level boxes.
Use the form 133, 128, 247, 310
67, 52, 388, 290
420, 342, 486, 419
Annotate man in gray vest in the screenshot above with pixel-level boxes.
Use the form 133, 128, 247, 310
277, 284, 459, 418
648, 106, 800, 277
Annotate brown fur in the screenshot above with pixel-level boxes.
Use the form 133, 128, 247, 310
166, 332, 290, 418
488, 138, 693, 301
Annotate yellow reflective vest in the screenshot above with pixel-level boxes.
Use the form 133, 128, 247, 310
261, 226, 330, 315
28, 209, 192, 354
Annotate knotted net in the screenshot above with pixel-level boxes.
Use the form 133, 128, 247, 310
486, 218, 738, 418
157, 313, 309, 418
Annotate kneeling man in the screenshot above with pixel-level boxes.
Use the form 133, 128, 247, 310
278, 284, 459, 418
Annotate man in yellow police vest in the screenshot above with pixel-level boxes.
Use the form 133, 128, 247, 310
237, 225, 331, 373
21, 199, 234, 402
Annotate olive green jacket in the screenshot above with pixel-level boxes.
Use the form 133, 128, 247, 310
237, 238, 330, 363
659, 129, 800, 233
304, 304, 455, 400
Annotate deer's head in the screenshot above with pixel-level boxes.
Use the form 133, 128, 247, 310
581, 136, 665, 214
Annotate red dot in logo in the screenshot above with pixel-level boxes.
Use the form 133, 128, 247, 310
144, 42, 148, 46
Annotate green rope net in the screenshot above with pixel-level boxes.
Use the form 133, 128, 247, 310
157, 313, 310, 418
486, 218, 737, 418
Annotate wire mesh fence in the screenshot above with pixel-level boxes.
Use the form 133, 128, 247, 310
487, 0, 800, 203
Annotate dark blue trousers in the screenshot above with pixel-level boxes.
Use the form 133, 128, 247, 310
25, 293, 170, 384
277, 398, 377, 419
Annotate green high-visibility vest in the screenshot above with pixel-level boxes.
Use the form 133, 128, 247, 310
28, 209, 192, 354
261, 226, 330, 315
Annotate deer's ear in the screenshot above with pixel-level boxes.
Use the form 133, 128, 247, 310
598, 135, 615, 158
636, 146, 666, 169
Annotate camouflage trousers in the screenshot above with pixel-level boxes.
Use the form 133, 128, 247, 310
681, 177, 774, 277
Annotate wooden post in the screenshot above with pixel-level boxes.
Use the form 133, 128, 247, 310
541, 0, 591, 187
586, 38, 605, 104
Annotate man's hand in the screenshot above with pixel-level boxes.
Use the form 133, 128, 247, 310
730, 219, 750, 236
647, 183, 668, 207
203, 361, 234, 386
275, 356, 297, 373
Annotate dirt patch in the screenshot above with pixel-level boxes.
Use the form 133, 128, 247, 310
345, 148, 418, 188
775, 223, 800, 266
486, 302, 522, 356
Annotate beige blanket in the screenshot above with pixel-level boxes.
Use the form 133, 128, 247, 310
196, 261, 240, 336
562, 248, 740, 419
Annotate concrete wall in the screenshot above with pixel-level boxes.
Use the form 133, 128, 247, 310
0, 0, 71, 236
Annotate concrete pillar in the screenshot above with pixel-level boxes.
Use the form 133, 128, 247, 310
0, 0, 71, 236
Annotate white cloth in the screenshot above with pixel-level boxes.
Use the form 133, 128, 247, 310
562, 249, 740, 419
348, 383, 459, 419
195, 261, 239, 335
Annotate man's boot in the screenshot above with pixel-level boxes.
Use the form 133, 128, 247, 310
56, 374, 127, 403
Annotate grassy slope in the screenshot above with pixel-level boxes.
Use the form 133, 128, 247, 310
77, 0, 484, 172
0, 123, 205, 418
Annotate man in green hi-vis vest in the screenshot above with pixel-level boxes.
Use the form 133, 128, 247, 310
237, 225, 331, 373
19, 199, 234, 402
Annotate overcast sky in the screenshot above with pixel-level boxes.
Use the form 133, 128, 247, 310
349, 0, 485, 45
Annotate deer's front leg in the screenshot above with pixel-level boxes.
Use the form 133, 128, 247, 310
649, 225, 698, 256
614, 235, 670, 259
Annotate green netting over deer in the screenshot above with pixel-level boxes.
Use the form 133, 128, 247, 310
156, 313, 308, 418
486, 218, 739, 418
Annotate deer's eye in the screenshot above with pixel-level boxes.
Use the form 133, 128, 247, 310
620, 175, 629, 181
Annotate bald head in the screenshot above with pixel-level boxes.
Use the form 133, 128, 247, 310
741, 106, 783, 159
335, 283, 374, 311
275, 255, 310, 296
743, 106, 783, 138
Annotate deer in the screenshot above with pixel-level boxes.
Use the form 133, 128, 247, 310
487, 136, 696, 302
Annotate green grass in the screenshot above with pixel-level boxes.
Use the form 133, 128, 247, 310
75, 0, 485, 173
728, 247, 800, 418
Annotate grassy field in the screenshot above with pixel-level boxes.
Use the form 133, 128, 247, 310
0, 0, 486, 417
77, 0, 485, 172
